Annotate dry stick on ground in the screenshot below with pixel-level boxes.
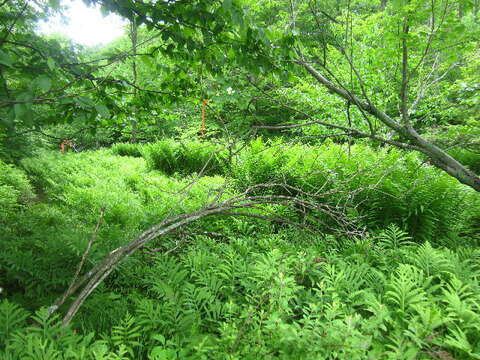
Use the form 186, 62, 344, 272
50, 182, 369, 327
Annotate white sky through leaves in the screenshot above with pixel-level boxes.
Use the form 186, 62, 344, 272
38, 0, 126, 47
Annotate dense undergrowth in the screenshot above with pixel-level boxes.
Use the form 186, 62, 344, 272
1, 139, 479, 359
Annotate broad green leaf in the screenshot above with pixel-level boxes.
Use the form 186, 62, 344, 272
0, 50, 13, 67
36, 76, 52, 92
75, 96, 95, 108
47, 57, 56, 71
14, 103, 27, 120
230, 6, 244, 28
95, 103, 110, 118
223, 0, 233, 12
141, 55, 154, 68
0, 116, 13, 129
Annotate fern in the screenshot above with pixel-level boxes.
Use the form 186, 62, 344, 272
109, 313, 142, 358
442, 277, 479, 328
385, 264, 428, 316
0, 300, 29, 347
444, 326, 480, 359
408, 241, 452, 279
377, 224, 415, 250
384, 330, 419, 360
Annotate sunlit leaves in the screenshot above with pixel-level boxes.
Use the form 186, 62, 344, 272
46, 57, 56, 71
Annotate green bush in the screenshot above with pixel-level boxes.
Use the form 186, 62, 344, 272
142, 139, 228, 176
0, 160, 34, 203
448, 147, 480, 174
1, 149, 229, 308
231, 137, 291, 186
0, 160, 34, 223
111, 143, 143, 158
425, 124, 480, 174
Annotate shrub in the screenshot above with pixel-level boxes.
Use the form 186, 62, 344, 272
1, 149, 230, 308
230, 138, 475, 242
142, 139, 228, 176
231, 137, 290, 187
0, 160, 34, 224
448, 147, 480, 174
0, 160, 34, 204
111, 143, 143, 158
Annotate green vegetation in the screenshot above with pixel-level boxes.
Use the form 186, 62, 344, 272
3, 229, 480, 359
1, 141, 479, 358
142, 140, 228, 176
1, 0, 479, 358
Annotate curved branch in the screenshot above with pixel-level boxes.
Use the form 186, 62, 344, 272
50, 183, 365, 327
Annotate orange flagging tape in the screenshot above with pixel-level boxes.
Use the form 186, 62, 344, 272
60, 139, 73, 152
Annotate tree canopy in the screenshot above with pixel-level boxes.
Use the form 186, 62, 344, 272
1, 0, 479, 189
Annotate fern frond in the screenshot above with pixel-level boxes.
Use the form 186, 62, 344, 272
377, 224, 415, 250
386, 264, 428, 316
0, 300, 29, 347
408, 241, 452, 279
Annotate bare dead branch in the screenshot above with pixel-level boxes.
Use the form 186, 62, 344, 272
253, 121, 422, 151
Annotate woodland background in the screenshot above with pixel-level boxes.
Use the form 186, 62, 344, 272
0, 0, 480, 359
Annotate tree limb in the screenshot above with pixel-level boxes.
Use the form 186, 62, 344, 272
296, 58, 480, 191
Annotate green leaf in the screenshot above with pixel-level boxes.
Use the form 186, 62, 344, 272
0, 50, 13, 67
47, 57, 56, 71
140, 55, 154, 68
75, 96, 95, 109
36, 76, 52, 92
223, 0, 233, 12
230, 4, 244, 28
0, 115, 13, 129
14, 103, 27, 120
152, 334, 166, 345
95, 103, 110, 118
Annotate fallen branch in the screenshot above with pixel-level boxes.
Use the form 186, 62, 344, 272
49, 183, 366, 327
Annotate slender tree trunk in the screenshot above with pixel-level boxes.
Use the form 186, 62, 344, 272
130, 17, 138, 144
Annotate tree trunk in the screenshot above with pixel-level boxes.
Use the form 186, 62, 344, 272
130, 17, 138, 144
